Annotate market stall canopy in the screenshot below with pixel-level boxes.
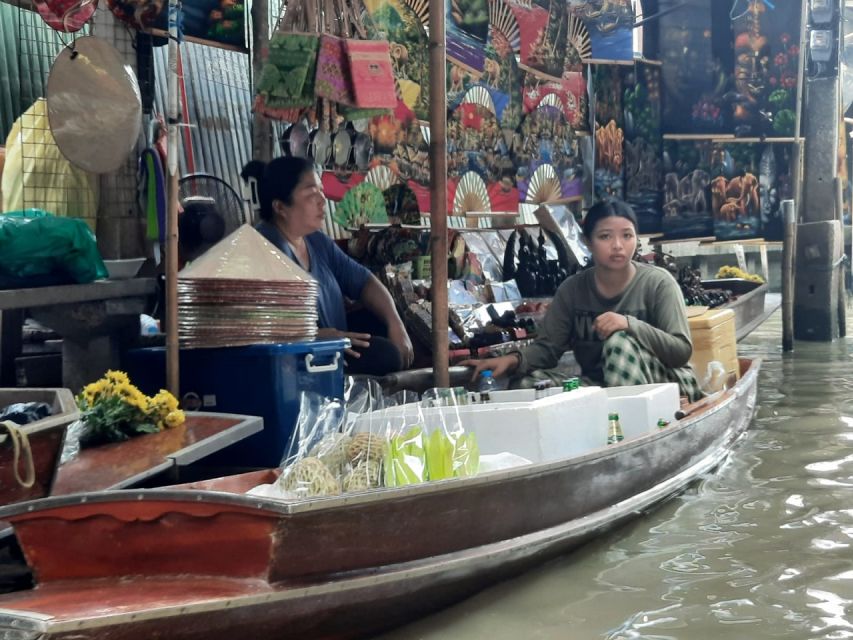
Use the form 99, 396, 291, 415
46, 36, 141, 174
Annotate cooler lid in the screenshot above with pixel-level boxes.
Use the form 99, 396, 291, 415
688, 308, 735, 329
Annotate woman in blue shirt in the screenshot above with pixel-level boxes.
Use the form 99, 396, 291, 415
243, 157, 413, 375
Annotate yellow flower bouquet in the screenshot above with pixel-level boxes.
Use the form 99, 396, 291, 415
76, 370, 186, 446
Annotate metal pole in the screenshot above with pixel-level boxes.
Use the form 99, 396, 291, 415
166, 0, 181, 396
782, 199, 796, 352
428, 0, 448, 387
251, 0, 271, 162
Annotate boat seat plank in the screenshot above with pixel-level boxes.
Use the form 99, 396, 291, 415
51, 413, 263, 495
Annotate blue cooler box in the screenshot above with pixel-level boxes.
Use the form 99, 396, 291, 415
125, 339, 348, 468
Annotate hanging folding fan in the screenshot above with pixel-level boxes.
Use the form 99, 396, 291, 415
365, 165, 398, 192
538, 92, 564, 109
526, 164, 562, 204
453, 171, 491, 214
461, 85, 498, 116
488, 0, 521, 53
403, 0, 429, 29
333, 182, 389, 230
568, 15, 593, 61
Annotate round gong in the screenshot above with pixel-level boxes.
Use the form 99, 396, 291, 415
47, 36, 142, 174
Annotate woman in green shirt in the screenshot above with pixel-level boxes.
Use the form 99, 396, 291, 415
464, 199, 703, 401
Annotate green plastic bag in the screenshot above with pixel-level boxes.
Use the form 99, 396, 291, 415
0, 209, 108, 283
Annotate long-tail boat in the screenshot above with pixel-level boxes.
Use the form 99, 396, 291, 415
0, 359, 759, 640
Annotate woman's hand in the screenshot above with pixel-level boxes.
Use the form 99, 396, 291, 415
592, 312, 629, 340
316, 327, 371, 358
388, 321, 414, 369
459, 354, 519, 382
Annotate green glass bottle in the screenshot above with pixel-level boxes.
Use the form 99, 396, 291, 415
657, 418, 670, 429
607, 412, 624, 445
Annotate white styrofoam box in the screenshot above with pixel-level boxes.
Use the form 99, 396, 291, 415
350, 387, 610, 463
604, 383, 680, 441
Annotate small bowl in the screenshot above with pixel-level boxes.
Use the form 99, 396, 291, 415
104, 258, 145, 280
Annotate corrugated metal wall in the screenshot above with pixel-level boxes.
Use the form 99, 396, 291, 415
0, 4, 77, 142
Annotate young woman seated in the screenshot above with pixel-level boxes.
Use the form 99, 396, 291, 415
242, 157, 413, 376
463, 199, 703, 401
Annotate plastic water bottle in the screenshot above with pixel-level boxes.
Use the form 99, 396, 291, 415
478, 370, 496, 404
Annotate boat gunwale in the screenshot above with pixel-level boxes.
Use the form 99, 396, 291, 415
0, 360, 760, 522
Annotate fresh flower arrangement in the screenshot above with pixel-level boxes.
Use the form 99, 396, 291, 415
76, 370, 186, 446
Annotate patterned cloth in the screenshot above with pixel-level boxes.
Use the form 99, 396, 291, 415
602, 331, 704, 402
511, 331, 704, 402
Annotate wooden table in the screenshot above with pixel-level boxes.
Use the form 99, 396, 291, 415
51, 412, 263, 495
0, 279, 157, 391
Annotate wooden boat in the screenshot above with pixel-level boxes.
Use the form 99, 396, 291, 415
702, 278, 777, 341
0, 359, 760, 640
0, 388, 78, 507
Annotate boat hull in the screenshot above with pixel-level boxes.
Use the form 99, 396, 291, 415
0, 360, 760, 639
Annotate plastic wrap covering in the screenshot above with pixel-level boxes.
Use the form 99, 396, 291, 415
2, 99, 98, 225
250, 379, 480, 500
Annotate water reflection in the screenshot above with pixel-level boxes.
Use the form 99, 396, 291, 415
378, 311, 853, 640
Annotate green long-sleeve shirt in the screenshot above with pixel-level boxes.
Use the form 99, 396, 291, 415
517, 263, 693, 384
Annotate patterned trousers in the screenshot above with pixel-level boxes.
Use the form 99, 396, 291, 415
512, 332, 704, 402
602, 331, 704, 402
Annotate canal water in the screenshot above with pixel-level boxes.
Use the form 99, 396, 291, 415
380, 310, 853, 640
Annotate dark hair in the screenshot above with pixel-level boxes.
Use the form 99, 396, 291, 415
240, 157, 315, 222
581, 199, 638, 239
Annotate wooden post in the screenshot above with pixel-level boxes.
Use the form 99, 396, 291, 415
428, 0, 448, 388
250, 0, 271, 162
782, 199, 796, 352
165, 0, 181, 396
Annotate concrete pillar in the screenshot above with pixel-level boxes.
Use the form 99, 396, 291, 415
794, 220, 843, 340
797, 0, 844, 340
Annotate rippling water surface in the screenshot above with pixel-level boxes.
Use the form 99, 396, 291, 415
379, 311, 853, 640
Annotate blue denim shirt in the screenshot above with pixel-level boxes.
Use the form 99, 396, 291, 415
256, 221, 370, 330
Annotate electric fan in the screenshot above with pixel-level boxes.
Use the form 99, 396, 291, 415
177, 173, 247, 262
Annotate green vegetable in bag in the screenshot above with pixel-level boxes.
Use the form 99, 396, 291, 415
0, 209, 108, 283
384, 425, 426, 487
453, 432, 480, 478
426, 429, 454, 481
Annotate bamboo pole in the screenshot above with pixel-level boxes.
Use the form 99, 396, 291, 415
782, 199, 796, 352
428, 0, 448, 388
165, 0, 181, 396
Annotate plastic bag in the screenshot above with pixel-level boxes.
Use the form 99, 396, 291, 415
59, 419, 85, 465
420, 388, 480, 481
0, 209, 108, 283
272, 391, 346, 499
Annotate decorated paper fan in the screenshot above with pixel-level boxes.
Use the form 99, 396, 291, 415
460, 85, 498, 117
526, 164, 563, 204
489, 0, 521, 53
365, 165, 398, 191
568, 15, 592, 61
333, 182, 389, 229
453, 171, 491, 214
403, 0, 429, 29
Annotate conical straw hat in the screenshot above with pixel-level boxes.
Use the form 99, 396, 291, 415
179, 224, 315, 283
